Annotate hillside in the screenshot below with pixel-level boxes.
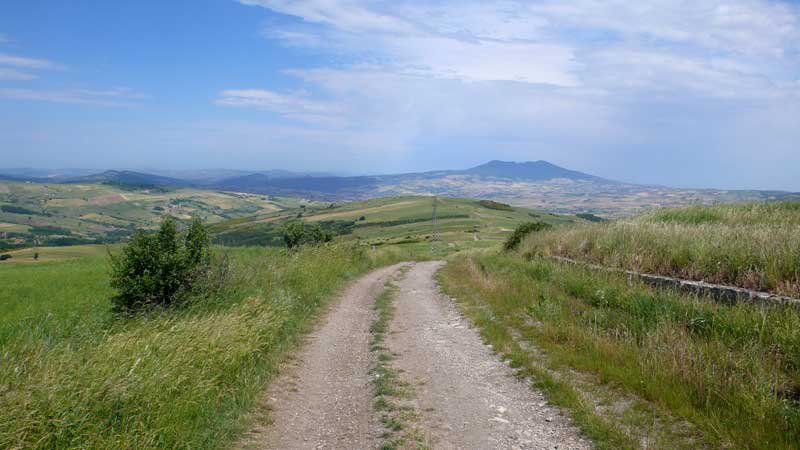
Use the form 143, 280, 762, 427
210, 196, 580, 250
0, 181, 300, 251
63, 170, 191, 188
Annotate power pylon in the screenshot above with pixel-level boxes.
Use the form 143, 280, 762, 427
431, 196, 439, 252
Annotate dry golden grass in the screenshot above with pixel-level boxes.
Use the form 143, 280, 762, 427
520, 202, 800, 296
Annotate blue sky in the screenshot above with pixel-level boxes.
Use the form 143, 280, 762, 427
1, 0, 799, 190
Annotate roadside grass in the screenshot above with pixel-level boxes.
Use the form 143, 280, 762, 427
0, 243, 410, 450
370, 272, 431, 450
519, 201, 800, 296
439, 252, 800, 449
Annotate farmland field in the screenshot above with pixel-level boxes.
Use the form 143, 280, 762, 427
0, 181, 305, 251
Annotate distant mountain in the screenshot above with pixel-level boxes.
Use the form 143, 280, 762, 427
4, 161, 798, 217
0, 168, 98, 181
214, 173, 380, 197
140, 169, 254, 184
461, 160, 604, 181
210, 160, 599, 197
64, 170, 192, 188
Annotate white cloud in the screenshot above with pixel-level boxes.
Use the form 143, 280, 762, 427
216, 88, 347, 125
0, 53, 60, 70
240, 0, 580, 86
0, 68, 36, 80
0, 87, 144, 107
243, 0, 800, 96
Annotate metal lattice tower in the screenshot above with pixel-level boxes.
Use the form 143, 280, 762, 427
431, 196, 439, 251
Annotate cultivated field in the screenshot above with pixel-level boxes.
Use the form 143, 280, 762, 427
0, 181, 297, 251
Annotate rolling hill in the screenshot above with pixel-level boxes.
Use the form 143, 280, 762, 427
4, 160, 799, 218
210, 196, 581, 250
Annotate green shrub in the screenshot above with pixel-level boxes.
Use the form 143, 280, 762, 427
503, 221, 552, 252
0, 254, 11, 261
282, 221, 333, 248
108, 217, 219, 311
575, 213, 607, 222
478, 199, 514, 211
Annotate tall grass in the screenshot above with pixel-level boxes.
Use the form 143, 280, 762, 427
0, 243, 404, 449
520, 202, 800, 296
440, 252, 800, 449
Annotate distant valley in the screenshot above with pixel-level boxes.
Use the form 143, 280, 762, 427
2, 160, 798, 219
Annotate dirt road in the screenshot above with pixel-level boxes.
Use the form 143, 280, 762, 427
386, 261, 591, 449
241, 263, 409, 450
243, 261, 590, 450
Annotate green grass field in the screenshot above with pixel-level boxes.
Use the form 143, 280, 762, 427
518, 202, 800, 296
211, 196, 581, 250
0, 243, 118, 263
0, 243, 413, 450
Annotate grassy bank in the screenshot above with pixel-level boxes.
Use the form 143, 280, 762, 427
439, 252, 800, 449
0, 243, 406, 449
519, 202, 800, 296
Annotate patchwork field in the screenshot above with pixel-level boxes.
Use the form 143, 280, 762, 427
0, 181, 305, 251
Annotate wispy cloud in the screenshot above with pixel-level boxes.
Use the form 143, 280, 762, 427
0, 67, 36, 80
216, 88, 346, 125
0, 87, 145, 107
242, 0, 800, 96
0, 53, 61, 70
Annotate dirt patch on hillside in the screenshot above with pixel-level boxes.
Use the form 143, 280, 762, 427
89, 193, 127, 205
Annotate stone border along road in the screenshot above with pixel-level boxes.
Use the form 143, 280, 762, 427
241, 261, 591, 450
549, 256, 800, 308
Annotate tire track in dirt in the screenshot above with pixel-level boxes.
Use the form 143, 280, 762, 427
241, 263, 410, 450
385, 261, 592, 450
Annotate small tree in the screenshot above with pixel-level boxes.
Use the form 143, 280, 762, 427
283, 221, 333, 249
109, 217, 214, 311
503, 221, 552, 252
283, 221, 307, 249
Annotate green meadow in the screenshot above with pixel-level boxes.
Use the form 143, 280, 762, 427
0, 244, 412, 449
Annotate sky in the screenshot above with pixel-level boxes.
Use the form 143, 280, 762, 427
0, 0, 799, 190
